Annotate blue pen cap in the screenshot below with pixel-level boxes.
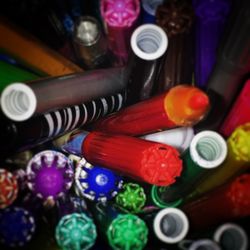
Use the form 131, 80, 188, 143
142, 0, 164, 23
75, 158, 123, 202
0, 207, 36, 247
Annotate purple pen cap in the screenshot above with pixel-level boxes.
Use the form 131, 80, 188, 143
26, 150, 74, 204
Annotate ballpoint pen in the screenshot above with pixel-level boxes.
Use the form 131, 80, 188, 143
90, 202, 148, 250
194, 0, 250, 131
55, 196, 97, 250
75, 157, 123, 202
182, 174, 250, 230
150, 131, 227, 208
92, 85, 210, 136
1, 67, 127, 121
220, 79, 250, 137
0, 92, 125, 155
101, 0, 141, 65
193, 0, 232, 89
154, 0, 194, 93
213, 223, 248, 250
0, 207, 36, 247
0, 17, 83, 76
0, 168, 18, 209
126, 23, 168, 104
187, 123, 250, 201
141, 0, 164, 24
58, 130, 183, 186
26, 150, 74, 206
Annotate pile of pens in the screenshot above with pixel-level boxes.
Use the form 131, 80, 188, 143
0, 0, 250, 249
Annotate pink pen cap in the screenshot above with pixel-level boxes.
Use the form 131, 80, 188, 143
101, 0, 140, 65
220, 79, 250, 137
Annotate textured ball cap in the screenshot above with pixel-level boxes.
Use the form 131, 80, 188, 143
56, 213, 97, 250
0, 207, 36, 247
0, 169, 18, 209
26, 150, 74, 202
108, 214, 148, 250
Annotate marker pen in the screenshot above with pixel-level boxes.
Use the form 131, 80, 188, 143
154, 0, 194, 93
195, 0, 250, 131
1, 67, 127, 121
55, 196, 97, 250
101, 0, 141, 65
182, 174, 250, 230
141, 0, 164, 24
141, 127, 194, 153
92, 85, 210, 136
73, 16, 113, 69
0, 92, 125, 154
115, 182, 146, 213
0, 17, 83, 76
213, 223, 248, 250
187, 123, 250, 201
142, 208, 189, 244
0, 168, 18, 209
193, 0, 232, 89
178, 239, 221, 250
26, 150, 74, 206
0, 207, 36, 248
220, 79, 250, 137
151, 131, 227, 207
127, 24, 168, 104
60, 131, 183, 186
74, 157, 123, 202
91, 202, 148, 250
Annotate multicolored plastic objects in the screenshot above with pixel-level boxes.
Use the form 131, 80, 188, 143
0, 207, 36, 247
26, 150, 74, 205
0, 169, 18, 209
75, 157, 123, 202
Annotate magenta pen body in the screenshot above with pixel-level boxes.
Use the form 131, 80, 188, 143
220, 79, 250, 137
101, 0, 140, 65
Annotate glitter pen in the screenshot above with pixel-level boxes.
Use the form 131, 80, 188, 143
92, 85, 210, 136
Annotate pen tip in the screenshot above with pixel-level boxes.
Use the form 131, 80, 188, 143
189, 92, 209, 110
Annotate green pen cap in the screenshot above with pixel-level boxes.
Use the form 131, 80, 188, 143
56, 213, 97, 250
107, 214, 148, 250
115, 183, 146, 213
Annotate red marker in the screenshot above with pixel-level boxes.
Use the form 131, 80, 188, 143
92, 85, 210, 136
220, 79, 250, 137
82, 131, 182, 186
182, 174, 250, 230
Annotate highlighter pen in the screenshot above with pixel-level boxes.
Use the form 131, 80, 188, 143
93, 85, 210, 136
74, 157, 123, 202
220, 79, 250, 137
55, 196, 97, 250
61, 131, 183, 186
195, 0, 250, 131
101, 0, 141, 65
0, 17, 83, 76
0, 168, 18, 209
73, 16, 113, 69
26, 150, 74, 206
115, 182, 146, 214
182, 174, 250, 230
151, 131, 227, 208
126, 24, 168, 104
187, 123, 250, 201
0, 92, 125, 154
193, 0, 231, 89
154, 0, 194, 93
141, 127, 194, 153
213, 223, 248, 250
178, 239, 221, 250
142, 208, 189, 244
0, 67, 128, 121
0, 207, 36, 248
141, 0, 164, 24
0, 60, 38, 92
91, 202, 148, 250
